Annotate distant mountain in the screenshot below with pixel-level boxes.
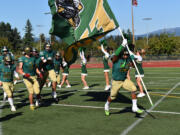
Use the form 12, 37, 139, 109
137, 27, 180, 37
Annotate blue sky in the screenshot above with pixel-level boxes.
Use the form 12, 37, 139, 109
0, 0, 179, 38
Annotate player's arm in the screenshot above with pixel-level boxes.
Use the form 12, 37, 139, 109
112, 39, 127, 63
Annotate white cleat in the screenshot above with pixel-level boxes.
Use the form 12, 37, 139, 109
66, 85, 71, 88
137, 93, 145, 98
57, 85, 61, 88
83, 86, 89, 90
11, 106, 16, 112
132, 107, 144, 114
104, 85, 111, 91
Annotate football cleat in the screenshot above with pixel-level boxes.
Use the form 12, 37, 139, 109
137, 93, 145, 98
66, 85, 71, 88
132, 107, 144, 114
105, 110, 110, 116
57, 85, 61, 88
54, 98, 59, 104
11, 105, 16, 112
30, 105, 35, 111
104, 85, 111, 91
83, 86, 89, 90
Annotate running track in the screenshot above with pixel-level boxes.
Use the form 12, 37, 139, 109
71, 60, 180, 68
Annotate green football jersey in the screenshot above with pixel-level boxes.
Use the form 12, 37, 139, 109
53, 58, 62, 73
40, 50, 55, 71
112, 58, 131, 81
0, 63, 16, 82
18, 56, 37, 76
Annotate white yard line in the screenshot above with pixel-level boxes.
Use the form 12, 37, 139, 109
120, 82, 180, 135
52, 103, 180, 115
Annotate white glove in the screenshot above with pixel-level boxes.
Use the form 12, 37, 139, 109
105, 53, 110, 59
129, 50, 134, 56
122, 39, 128, 47
82, 59, 87, 64
47, 57, 52, 60
62, 61, 67, 67
43, 59, 47, 63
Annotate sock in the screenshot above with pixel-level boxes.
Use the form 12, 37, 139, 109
8, 98, 14, 107
132, 99, 137, 108
53, 91, 57, 98
4, 92, 7, 99
105, 100, 110, 111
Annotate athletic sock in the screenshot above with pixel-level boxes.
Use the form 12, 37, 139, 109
132, 99, 138, 108
8, 98, 14, 107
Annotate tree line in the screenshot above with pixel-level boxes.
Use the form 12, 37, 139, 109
0, 19, 180, 59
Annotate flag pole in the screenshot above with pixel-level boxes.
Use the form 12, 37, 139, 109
131, 1, 135, 45
118, 27, 153, 106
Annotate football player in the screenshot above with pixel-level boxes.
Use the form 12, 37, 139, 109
0, 54, 17, 111
39, 43, 58, 103
104, 39, 144, 116
17, 46, 42, 110
53, 52, 63, 88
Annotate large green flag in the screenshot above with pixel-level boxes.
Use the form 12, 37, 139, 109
49, 0, 119, 64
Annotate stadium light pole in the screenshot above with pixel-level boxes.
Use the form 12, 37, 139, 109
36, 25, 44, 51
142, 18, 152, 46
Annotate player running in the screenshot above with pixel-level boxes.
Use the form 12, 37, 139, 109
104, 39, 144, 116
17, 46, 42, 110
53, 52, 63, 88
39, 43, 59, 103
0, 54, 17, 111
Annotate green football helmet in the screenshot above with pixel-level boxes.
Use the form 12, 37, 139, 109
1, 46, 9, 55
44, 43, 51, 51
24, 46, 32, 55
3, 54, 12, 65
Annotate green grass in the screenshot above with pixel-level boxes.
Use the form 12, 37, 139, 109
1, 67, 180, 135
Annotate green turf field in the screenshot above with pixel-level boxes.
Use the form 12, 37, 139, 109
1, 67, 180, 135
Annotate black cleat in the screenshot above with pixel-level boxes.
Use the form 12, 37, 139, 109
54, 98, 59, 104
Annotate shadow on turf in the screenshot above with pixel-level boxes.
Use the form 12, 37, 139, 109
0, 112, 23, 122
81, 92, 132, 104
40, 90, 76, 107
89, 84, 100, 88
71, 83, 79, 86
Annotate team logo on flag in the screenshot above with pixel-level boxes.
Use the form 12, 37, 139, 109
55, 0, 83, 28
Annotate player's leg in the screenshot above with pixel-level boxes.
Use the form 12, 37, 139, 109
81, 74, 89, 89
3, 82, 16, 111
104, 80, 122, 116
48, 70, 58, 102
104, 71, 111, 91
136, 77, 145, 97
23, 79, 35, 110
123, 79, 144, 114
